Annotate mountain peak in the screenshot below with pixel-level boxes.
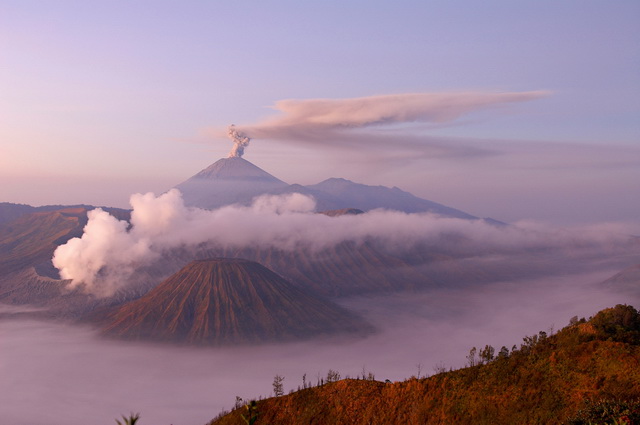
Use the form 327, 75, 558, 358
99, 258, 373, 345
190, 157, 287, 184
174, 158, 289, 209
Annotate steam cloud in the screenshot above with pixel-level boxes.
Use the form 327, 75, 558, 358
227, 125, 251, 157
52, 189, 636, 297
221, 91, 549, 154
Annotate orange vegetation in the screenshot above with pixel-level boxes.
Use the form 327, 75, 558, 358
210, 305, 640, 425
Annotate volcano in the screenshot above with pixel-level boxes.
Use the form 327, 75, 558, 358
175, 157, 288, 209
99, 258, 373, 345
174, 157, 478, 218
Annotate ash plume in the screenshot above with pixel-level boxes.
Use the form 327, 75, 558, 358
227, 124, 251, 158
215, 91, 549, 156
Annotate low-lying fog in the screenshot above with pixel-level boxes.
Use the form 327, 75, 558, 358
1, 269, 635, 425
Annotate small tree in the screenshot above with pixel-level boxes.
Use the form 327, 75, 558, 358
272, 374, 284, 397
498, 346, 509, 359
479, 345, 495, 364
433, 362, 447, 375
466, 346, 477, 367
115, 413, 140, 425
235, 396, 244, 409
326, 369, 341, 383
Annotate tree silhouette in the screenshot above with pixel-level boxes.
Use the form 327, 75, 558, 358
272, 375, 284, 397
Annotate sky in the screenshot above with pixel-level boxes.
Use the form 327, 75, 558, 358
1, 0, 639, 225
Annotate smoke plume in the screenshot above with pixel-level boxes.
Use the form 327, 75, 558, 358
220, 91, 549, 155
227, 125, 251, 157
52, 189, 637, 297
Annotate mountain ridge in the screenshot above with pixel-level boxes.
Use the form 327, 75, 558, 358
175, 157, 477, 218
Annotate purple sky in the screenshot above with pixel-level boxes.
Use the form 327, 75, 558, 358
1, 1, 639, 225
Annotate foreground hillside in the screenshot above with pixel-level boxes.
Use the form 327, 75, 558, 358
210, 305, 640, 425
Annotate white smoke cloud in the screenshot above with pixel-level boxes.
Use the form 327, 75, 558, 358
52, 189, 637, 297
227, 125, 251, 158
52, 208, 154, 297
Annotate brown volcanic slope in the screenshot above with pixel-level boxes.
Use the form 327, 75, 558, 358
0, 205, 130, 277
100, 258, 374, 345
0, 208, 86, 276
0, 206, 133, 317
0, 208, 95, 315
186, 240, 541, 298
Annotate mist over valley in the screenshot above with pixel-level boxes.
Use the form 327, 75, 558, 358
1, 152, 639, 424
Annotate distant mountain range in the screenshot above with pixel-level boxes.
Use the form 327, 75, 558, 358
0, 202, 129, 225
175, 157, 476, 218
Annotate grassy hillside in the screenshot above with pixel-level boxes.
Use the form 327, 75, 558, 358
209, 304, 640, 425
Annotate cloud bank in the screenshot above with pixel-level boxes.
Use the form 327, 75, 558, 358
52, 189, 636, 297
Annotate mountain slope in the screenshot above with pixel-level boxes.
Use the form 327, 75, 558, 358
175, 157, 289, 209
0, 206, 134, 317
0, 202, 36, 225
99, 258, 374, 345
307, 177, 476, 218
0, 208, 87, 275
190, 157, 286, 181
210, 304, 640, 425
0, 204, 129, 279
